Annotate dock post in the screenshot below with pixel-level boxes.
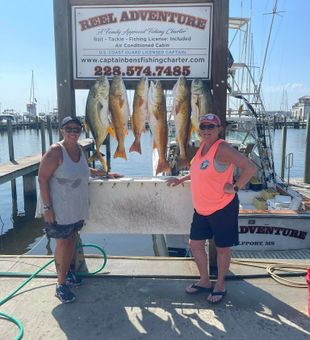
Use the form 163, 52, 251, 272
304, 115, 310, 183
40, 119, 46, 155
7, 119, 15, 162
281, 118, 287, 179
23, 172, 37, 199
47, 116, 53, 145
35, 116, 39, 130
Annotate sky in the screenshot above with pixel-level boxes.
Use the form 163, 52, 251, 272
0, 0, 309, 115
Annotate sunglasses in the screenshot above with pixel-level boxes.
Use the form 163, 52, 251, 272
64, 127, 82, 133
199, 123, 219, 130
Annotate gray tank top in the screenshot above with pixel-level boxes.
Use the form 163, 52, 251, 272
49, 143, 90, 225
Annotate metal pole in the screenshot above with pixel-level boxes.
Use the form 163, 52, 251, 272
280, 117, 287, 179
304, 115, 310, 183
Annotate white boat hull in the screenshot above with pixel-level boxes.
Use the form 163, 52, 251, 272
84, 178, 310, 252
236, 213, 310, 250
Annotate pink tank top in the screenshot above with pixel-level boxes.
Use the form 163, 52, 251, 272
190, 139, 235, 216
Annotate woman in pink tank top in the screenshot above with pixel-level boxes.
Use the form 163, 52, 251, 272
167, 113, 256, 304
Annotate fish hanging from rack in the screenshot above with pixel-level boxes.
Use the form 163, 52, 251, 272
171, 76, 191, 168
129, 76, 149, 154
148, 80, 170, 175
109, 75, 130, 159
191, 79, 214, 133
84, 76, 114, 171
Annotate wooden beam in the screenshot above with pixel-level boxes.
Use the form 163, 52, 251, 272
212, 0, 229, 127
53, 0, 76, 125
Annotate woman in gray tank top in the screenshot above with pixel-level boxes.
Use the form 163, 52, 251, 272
38, 116, 122, 303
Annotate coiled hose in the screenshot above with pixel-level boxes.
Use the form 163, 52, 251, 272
0, 243, 107, 340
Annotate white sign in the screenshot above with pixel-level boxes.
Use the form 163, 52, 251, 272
72, 4, 213, 80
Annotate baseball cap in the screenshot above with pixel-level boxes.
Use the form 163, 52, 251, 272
60, 116, 82, 128
199, 113, 221, 126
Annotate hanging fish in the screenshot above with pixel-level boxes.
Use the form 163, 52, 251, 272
109, 75, 130, 159
129, 76, 149, 154
171, 76, 191, 168
148, 80, 170, 175
85, 76, 113, 171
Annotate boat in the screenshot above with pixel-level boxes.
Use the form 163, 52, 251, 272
0, 113, 17, 128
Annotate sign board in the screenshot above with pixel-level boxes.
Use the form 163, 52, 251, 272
72, 3, 213, 81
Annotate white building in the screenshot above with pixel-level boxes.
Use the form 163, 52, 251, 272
292, 95, 310, 120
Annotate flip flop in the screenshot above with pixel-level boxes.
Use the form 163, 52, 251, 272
186, 283, 213, 294
207, 290, 227, 304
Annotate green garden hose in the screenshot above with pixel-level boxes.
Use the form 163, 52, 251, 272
0, 243, 107, 340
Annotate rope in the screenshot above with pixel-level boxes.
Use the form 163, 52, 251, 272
232, 259, 308, 288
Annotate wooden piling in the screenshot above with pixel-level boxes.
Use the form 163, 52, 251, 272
7, 119, 15, 162
35, 116, 39, 130
39, 119, 46, 155
46, 116, 53, 146
281, 118, 287, 179
304, 115, 310, 184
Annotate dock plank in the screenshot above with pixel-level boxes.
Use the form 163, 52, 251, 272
0, 255, 200, 278
0, 138, 94, 185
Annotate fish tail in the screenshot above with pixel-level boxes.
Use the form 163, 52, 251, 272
179, 157, 189, 169
86, 151, 108, 172
114, 145, 127, 160
97, 151, 108, 171
156, 160, 170, 175
129, 139, 142, 154
84, 122, 89, 133
87, 154, 97, 164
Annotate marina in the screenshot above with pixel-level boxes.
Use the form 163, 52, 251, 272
1, 0, 310, 339
0, 128, 309, 256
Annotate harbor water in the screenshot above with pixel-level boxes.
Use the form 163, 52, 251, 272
0, 127, 307, 255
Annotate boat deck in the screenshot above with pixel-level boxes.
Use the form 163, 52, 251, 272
290, 179, 310, 200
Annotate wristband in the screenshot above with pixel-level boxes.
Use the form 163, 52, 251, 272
233, 185, 239, 192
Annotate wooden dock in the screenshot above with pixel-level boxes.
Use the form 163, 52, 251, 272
0, 138, 94, 185
0, 255, 309, 340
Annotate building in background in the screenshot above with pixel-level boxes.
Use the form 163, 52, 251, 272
292, 95, 310, 120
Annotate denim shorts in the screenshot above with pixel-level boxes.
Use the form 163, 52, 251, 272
190, 195, 239, 247
44, 220, 84, 239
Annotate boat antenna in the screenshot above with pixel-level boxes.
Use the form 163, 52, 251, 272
256, 0, 285, 101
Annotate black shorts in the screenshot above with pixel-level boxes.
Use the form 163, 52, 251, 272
44, 220, 84, 239
190, 195, 239, 248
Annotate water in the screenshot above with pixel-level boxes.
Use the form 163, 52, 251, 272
0, 127, 307, 255
272, 128, 306, 179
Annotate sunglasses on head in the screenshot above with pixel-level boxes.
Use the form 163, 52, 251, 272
199, 123, 219, 130
64, 127, 82, 133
